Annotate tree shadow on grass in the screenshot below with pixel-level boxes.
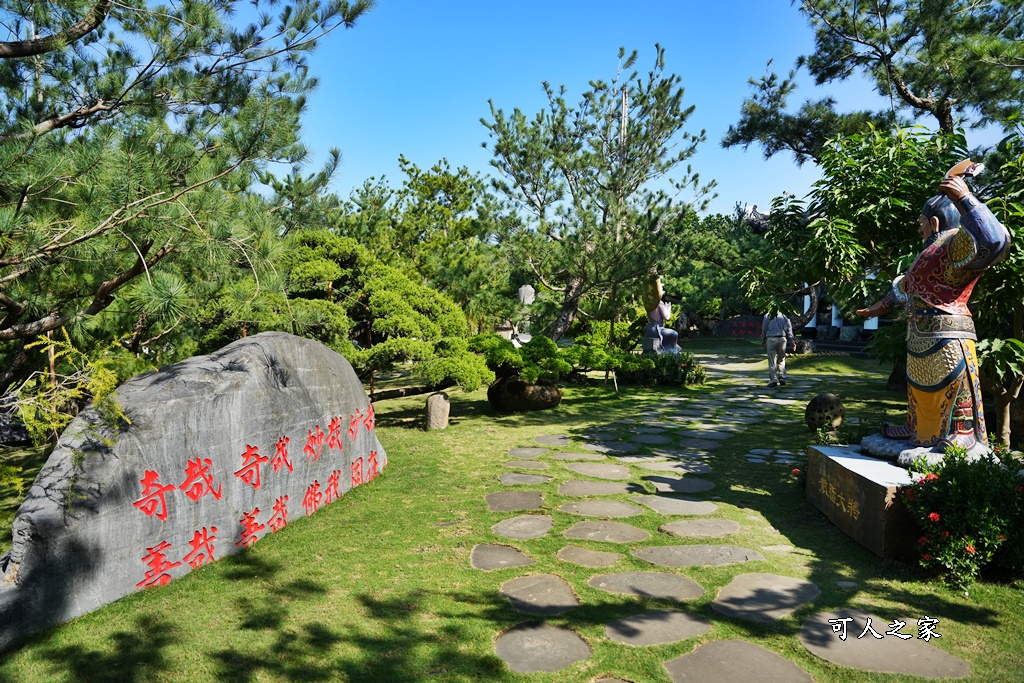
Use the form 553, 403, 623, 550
210, 588, 506, 683
35, 614, 180, 683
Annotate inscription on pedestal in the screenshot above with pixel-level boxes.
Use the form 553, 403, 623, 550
805, 446, 917, 559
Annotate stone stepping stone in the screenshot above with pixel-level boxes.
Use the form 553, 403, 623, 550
494, 622, 591, 674
664, 639, 813, 683
486, 491, 543, 511
799, 609, 970, 679
676, 438, 723, 451
631, 495, 718, 516
712, 573, 821, 622
588, 571, 703, 601
750, 448, 773, 455
759, 397, 799, 405
605, 609, 711, 646
635, 461, 713, 475
690, 423, 744, 432
564, 520, 650, 543
634, 426, 668, 434
745, 457, 767, 464
535, 434, 571, 446
492, 514, 554, 540
677, 429, 733, 441
633, 545, 765, 567
508, 447, 549, 458
565, 462, 631, 480
505, 459, 549, 470
559, 500, 643, 518
661, 519, 741, 538
498, 473, 552, 485
549, 451, 606, 461
581, 430, 619, 440
500, 574, 580, 615
559, 480, 645, 496
645, 475, 716, 494
650, 448, 712, 460
556, 545, 622, 568
470, 544, 535, 571
762, 545, 797, 553
581, 441, 638, 454
719, 415, 762, 424
613, 454, 668, 464
632, 433, 673, 444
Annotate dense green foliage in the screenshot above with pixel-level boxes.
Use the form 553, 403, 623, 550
903, 445, 1024, 590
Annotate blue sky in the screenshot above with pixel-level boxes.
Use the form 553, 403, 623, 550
296, 0, 985, 215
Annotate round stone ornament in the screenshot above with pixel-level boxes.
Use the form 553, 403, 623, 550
805, 392, 845, 430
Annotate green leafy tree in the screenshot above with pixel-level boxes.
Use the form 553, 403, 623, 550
725, 1, 1024, 162
0, 0, 373, 393
483, 45, 714, 341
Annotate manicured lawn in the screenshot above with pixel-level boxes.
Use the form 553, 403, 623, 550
0, 339, 1021, 682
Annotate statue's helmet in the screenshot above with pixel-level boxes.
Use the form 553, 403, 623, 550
921, 193, 961, 232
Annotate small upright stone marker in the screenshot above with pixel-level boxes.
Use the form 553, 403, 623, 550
424, 391, 450, 430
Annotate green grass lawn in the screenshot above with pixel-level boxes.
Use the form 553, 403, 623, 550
0, 339, 1021, 682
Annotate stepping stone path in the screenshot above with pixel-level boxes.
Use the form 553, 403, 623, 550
645, 474, 716, 493
470, 544, 534, 571
605, 609, 711, 646
712, 573, 821, 622
799, 609, 971, 679
564, 520, 651, 543
500, 574, 580, 615
479, 355, 977, 677
633, 544, 765, 567
565, 462, 631, 480
491, 514, 553, 540
508, 447, 549, 458
588, 571, 704, 601
660, 519, 741, 538
559, 500, 642, 517
494, 622, 591, 673
534, 434, 571, 446
549, 451, 605, 461
505, 459, 549, 469
556, 545, 622, 568
497, 472, 551, 485
485, 490, 543, 511
664, 640, 813, 682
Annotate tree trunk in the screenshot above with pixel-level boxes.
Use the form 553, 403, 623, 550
790, 285, 819, 332
989, 377, 1024, 448
547, 276, 585, 341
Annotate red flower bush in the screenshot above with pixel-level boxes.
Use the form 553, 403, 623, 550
928, 512, 941, 522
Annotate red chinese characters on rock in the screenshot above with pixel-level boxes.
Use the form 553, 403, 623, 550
182, 527, 218, 569
237, 507, 265, 548
326, 416, 344, 452
133, 470, 176, 521
348, 409, 362, 442
366, 450, 380, 482
363, 404, 375, 432
325, 470, 342, 504
271, 436, 293, 474
303, 481, 323, 516
137, 541, 181, 588
180, 458, 223, 502
268, 495, 289, 531
304, 425, 325, 461
351, 457, 363, 488
235, 445, 269, 490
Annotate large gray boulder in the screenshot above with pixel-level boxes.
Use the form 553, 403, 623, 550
0, 332, 386, 652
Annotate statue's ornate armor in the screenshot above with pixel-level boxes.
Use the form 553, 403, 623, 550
880, 198, 1010, 449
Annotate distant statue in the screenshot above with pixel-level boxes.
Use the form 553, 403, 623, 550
856, 161, 1011, 465
641, 275, 680, 354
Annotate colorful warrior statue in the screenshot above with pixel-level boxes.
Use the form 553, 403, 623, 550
641, 275, 680, 354
856, 161, 1012, 464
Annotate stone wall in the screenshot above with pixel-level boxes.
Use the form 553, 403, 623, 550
0, 332, 386, 651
